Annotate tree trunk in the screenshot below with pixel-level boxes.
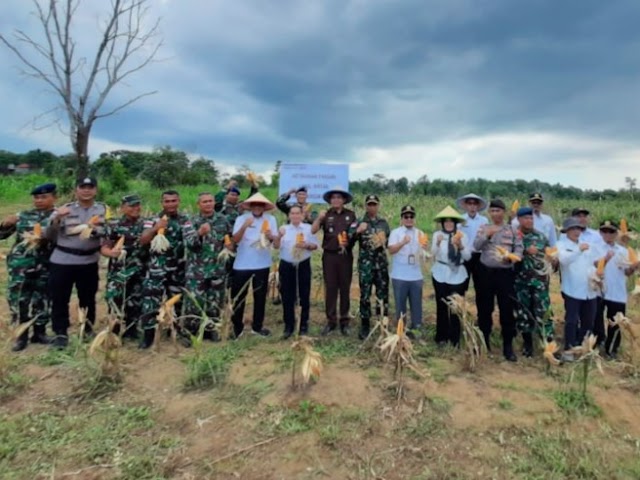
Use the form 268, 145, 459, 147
74, 125, 91, 178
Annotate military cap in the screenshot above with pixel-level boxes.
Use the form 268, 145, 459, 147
365, 194, 380, 205
599, 220, 618, 232
30, 182, 57, 195
227, 186, 241, 195
121, 194, 141, 206
400, 205, 416, 216
517, 207, 534, 217
76, 176, 97, 187
296, 186, 308, 193
529, 192, 544, 202
489, 199, 506, 210
571, 207, 590, 216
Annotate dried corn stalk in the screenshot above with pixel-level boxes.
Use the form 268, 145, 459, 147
608, 312, 639, 365
151, 215, 170, 253
443, 294, 486, 372
154, 293, 182, 351
77, 306, 89, 342
291, 336, 323, 387
113, 235, 127, 261
89, 319, 122, 377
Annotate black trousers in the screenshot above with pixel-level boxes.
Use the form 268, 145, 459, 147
231, 267, 270, 336
476, 264, 516, 342
596, 298, 626, 354
322, 251, 353, 327
432, 278, 466, 346
49, 262, 99, 336
279, 259, 311, 334
562, 293, 597, 350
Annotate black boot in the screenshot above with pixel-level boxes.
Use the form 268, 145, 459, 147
31, 324, 52, 345
483, 331, 492, 352
138, 328, 155, 349
522, 333, 533, 358
12, 330, 29, 352
503, 340, 517, 362
358, 320, 371, 340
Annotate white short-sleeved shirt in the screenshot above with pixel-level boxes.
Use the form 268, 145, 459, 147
601, 242, 630, 304
389, 226, 425, 282
232, 213, 278, 270
430, 230, 472, 285
557, 238, 600, 300
279, 222, 319, 264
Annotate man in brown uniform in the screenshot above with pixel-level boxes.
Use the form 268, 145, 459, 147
473, 199, 524, 362
312, 186, 357, 336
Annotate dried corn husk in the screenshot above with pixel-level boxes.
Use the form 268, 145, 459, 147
543, 340, 561, 367
113, 235, 127, 261
368, 231, 387, 249
494, 246, 521, 263
217, 235, 236, 262
20, 223, 43, 251
151, 215, 170, 253
293, 336, 323, 385
246, 171, 259, 187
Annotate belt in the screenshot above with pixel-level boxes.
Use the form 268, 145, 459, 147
56, 245, 101, 256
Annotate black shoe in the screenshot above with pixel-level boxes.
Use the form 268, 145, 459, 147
483, 332, 492, 351
358, 326, 370, 340
251, 327, 271, 337
12, 333, 29, 352
321, 324, 337, 336
51, 335, 69, 350
31, 325, 52, 344
138, 329, 155, 349
503, 342, 517, 362
522, 333, 533, 358
340, 325, 350, 337
282, 331, 294, 340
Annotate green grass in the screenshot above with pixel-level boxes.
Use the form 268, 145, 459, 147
0, 403, 179, 479
183, 342, 245, 391
553, 389, 602, 417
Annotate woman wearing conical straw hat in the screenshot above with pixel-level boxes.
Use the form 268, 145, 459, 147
431, 206, 471, 347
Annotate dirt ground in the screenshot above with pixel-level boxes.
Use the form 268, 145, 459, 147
2, 253, 640, 479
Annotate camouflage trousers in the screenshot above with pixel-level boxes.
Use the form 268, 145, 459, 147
105, 268, 144, 335
7, 268, 50, 326
358, 261, 390, 326
514, 277, 553, 338
183, 275, 226, 333
140, 267, 185, 330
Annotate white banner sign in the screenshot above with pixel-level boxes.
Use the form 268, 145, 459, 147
279, 163, 350, 204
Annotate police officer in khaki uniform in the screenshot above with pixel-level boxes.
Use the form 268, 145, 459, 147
45, 177, 107, 348
312, 186, 357, 336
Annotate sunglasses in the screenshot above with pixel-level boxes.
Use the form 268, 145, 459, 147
402, 214, 415, 219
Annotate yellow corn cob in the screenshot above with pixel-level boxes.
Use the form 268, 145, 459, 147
114, 236, 125, 250
224, 234, 232, 248
620, 218, 628, 235
496, 246, 509, 256
396, 316, 405, 337
628, 247, 638, 264
338, 231, 348, 246
32, 222, 42, 237
164, 293, 182, 308
545, 246, 558, 257
158, 215, 168, 236
510, 199, 520, 215
296, 232, 305, 245
419, 232, 428, 246
88, 215, 100, 225
105, 205, 113, 220
596, 257, 606, 276
506, 253, 521, 263
452, 231, 463, 241
261, 220, 270, 233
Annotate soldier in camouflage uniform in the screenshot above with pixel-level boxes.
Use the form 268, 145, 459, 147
183, 193, 232, 338
0, 183, 57, 351
138, 190, 190, 348
353, 194, 391, 339
100, 194, 148, 340
276, 186, 318, 224
514, 207, 553, 357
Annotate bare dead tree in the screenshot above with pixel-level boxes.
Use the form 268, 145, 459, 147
0, 0, 162, 176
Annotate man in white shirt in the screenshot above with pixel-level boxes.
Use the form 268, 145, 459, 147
511, 193, 557, 246
566, 207, 605, 248
594, 221, 639, 358
456, 193, 488, 311
557, 217, 600, 361
231, 193, 280, 338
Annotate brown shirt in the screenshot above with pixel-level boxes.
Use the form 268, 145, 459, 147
319, 207, 356, 252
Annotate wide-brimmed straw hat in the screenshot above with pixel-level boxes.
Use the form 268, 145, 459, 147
456, 193, 487, 212
434, 205, 466, 223
241, 192, 275, 211
322, 185, 353, 204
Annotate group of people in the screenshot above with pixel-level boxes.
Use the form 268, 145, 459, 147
2, 179, 638, 364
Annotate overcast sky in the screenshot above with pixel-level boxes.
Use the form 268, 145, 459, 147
1, 0, 639, 189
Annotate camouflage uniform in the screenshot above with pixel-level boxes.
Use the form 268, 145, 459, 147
182, 212, 232, 332
103, 216, 148, 335
514, 229, 553, 338
0, 209, 54, 326
355, 215, 391, 330
275, 194, 318, 224
140, 212, 190, 330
